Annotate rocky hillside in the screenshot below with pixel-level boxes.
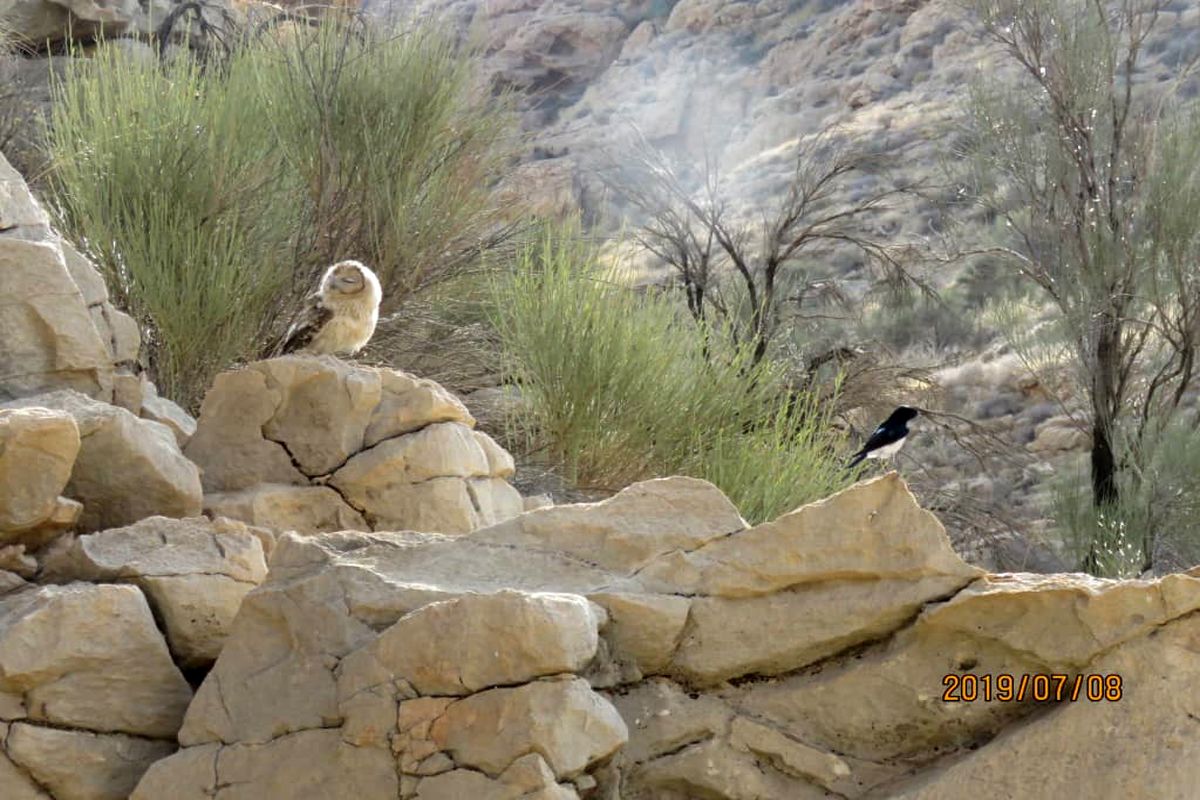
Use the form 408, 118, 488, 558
407, 0, 1200, 228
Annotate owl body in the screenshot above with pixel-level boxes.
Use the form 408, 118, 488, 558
278, 261, 382, 356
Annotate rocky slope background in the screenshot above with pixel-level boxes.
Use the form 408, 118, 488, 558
2, 117, 1200, 798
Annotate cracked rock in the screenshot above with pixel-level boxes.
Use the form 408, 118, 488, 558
338, 590, 602, 697
40, 516, 269, 667
1, 391, 202, 532
0, 583, 192, 738
186, 356, 519, 535
0, 407, 80, 545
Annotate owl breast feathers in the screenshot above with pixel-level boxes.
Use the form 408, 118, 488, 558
277, 260, 382, 357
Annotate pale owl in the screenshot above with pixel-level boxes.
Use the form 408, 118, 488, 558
277, 260, 382, 356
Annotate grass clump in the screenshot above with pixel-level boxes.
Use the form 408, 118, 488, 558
46, 18, 512, 408
491, 224, 854, 523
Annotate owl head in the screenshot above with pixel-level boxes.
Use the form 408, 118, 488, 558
321, 260, 381, 300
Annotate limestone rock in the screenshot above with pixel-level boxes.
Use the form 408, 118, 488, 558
3, 391, 202, 531
636, 472, 981, 596
338, 475, 481, 534
334, 422, 490, 485
203, 483, 368, 534
59, 240, 107, 306
474, 476, 747, 573
110, 372, 143, 415
0, 151, 52, 240
130, 743, 219, 800
256, 356, 382, 476
136, 473, 1200, 800
466, 477, 525, 528
41, 516, 268, 666
887, 614, 1200, 799
0, 407, 80, 540
338, 590, 601, 697
588, 592, 690, 676
187, 357, 517, 535
6, 497, 82, 548
0, 0, 234, 45
138, 380, 196, 447
365, 369, 475, 446
106, 306, 141, 363
915, 571, 1200, 668
0, 733, 49, 799
0, 238, 114, 402
4, 722, 175, 800
137, 729, 396, 800
414, 753, 579, 800
474, 430, 515, 477
183, 369, 307, 492
0, 582, 192, 737
523, 493, 554, 511
0, 546, 37, 579
670, 574, 969, 685
629, 737, 829, 800
430, 677, 628, 779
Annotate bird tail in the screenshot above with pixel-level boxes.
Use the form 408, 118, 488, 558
845, 450, 867, 470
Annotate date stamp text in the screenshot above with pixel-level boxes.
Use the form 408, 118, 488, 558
942, 673, 1123, 703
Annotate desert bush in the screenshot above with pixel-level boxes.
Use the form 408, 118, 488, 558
48, 47, 296, 405
962, 0, 1200, 572
491, 224, 854, 523
1051, 418, 1200, 577
46, 18, 512, 408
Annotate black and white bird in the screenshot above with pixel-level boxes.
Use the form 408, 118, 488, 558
847, 406, 920, 469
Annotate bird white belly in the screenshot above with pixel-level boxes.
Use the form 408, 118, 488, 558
866, 437, 907, 460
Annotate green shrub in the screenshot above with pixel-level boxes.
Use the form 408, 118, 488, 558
491, 224, 854, 523
48, 48, 296, 406
46, 19, 512, 408
1050, 418, 1200, 577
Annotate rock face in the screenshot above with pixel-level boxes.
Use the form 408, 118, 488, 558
0, 0, 235, 46
0, 407, 80, 545
133, 473, 1200, 799
185, 355, 523, 535
0, 512, 273, 798
2, 390, 202, 531
41, 516, 269, 667
0, 152, 138, 403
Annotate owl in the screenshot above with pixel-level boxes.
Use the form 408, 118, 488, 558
277, 260, 382, 356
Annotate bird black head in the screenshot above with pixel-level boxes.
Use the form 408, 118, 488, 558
888, 406, 920, 425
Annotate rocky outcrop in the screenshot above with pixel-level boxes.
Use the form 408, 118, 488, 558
186, 355, 523, 535
0, 407, 80, 546
0, 152, 139, 403
0, 513, 276, 798
132, 473, 1200, 799
41, 516, 270, 667
0, 580, 192, 797
2, 390, 202, 531
0, 0, 236, 46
